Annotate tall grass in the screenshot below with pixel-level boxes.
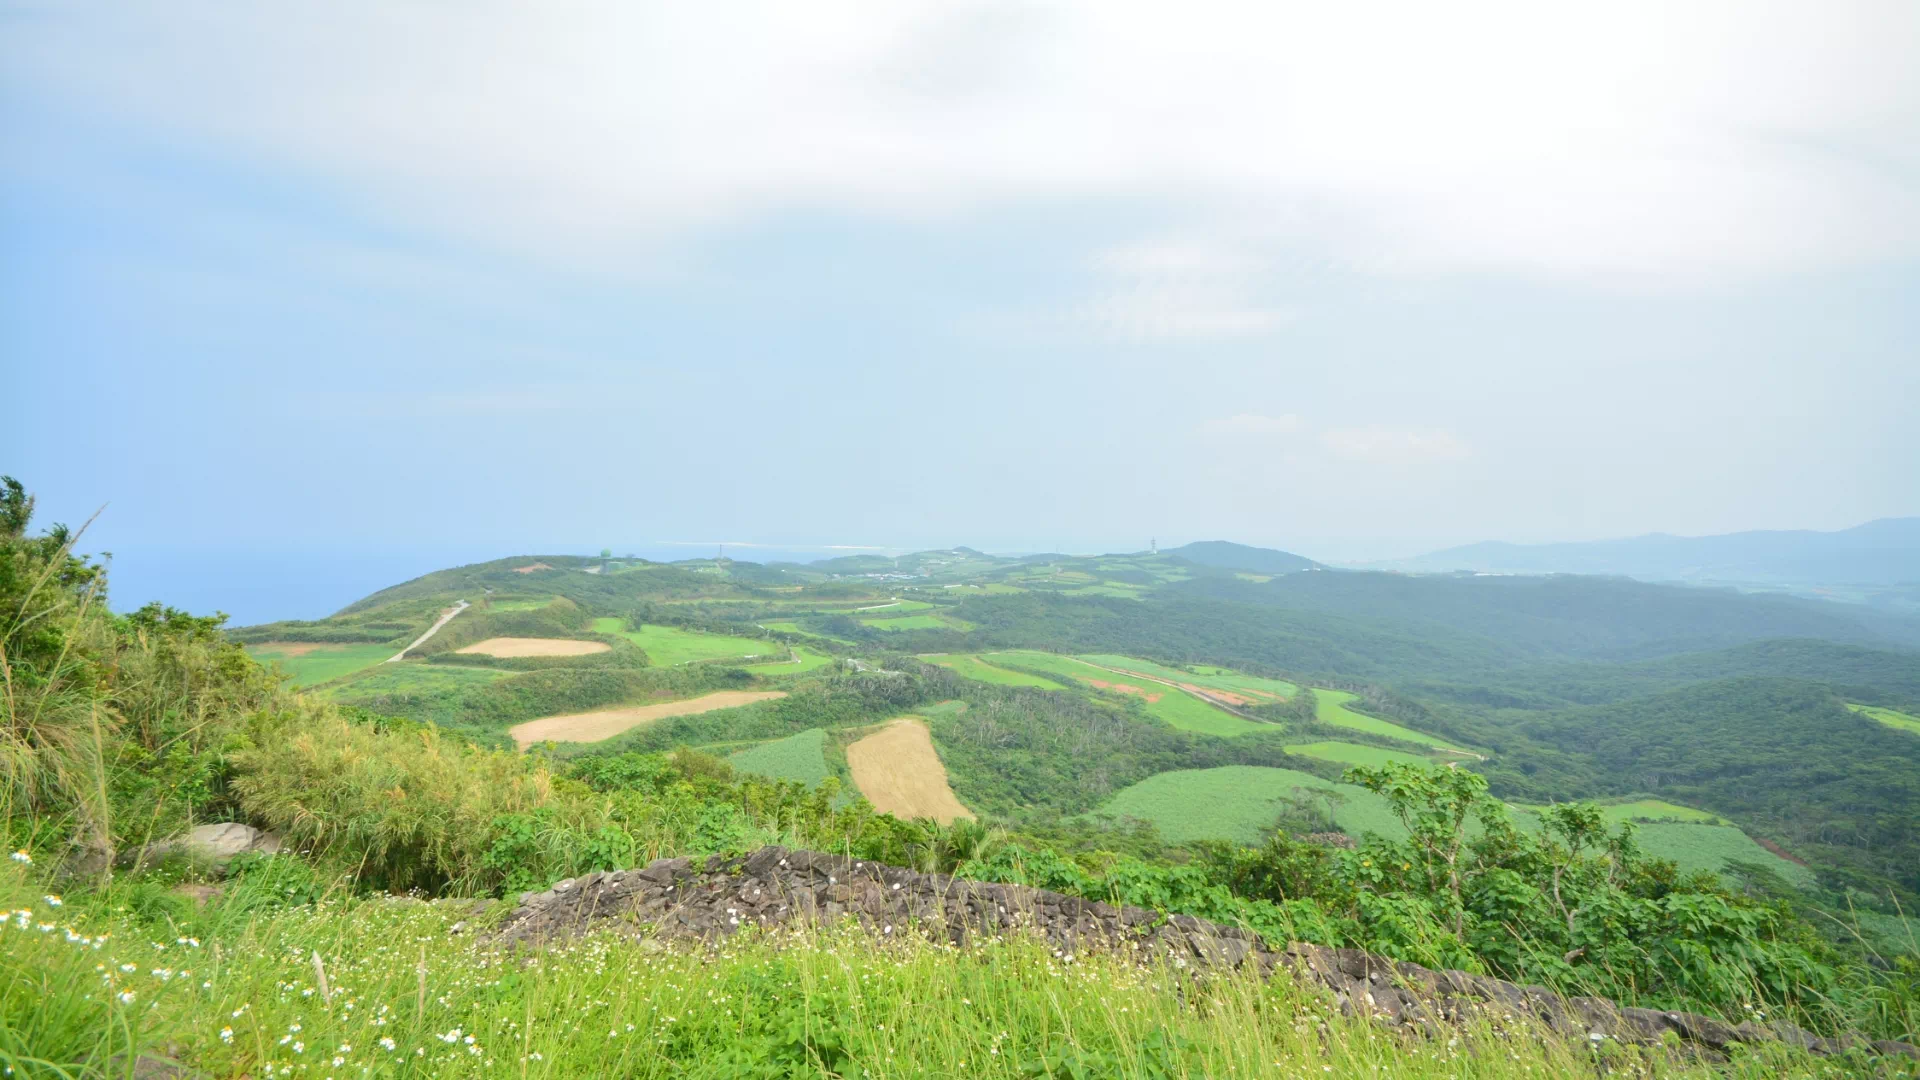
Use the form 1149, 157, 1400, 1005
4, 859, 1841, 1079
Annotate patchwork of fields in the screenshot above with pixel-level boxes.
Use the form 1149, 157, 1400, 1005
509, 689, 788, 748
246, 642, 393, 687
591, 617, 786, 665
982, 651, 1271, 737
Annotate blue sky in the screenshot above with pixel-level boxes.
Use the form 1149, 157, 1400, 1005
3, 2, 1917, 622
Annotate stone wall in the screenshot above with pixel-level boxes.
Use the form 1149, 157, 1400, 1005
496, 845, 1917, 1063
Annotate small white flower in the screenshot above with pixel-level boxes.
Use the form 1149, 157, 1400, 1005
10, 850, 30, 864
291, 1041, 304, 1054
378, 1038, 396, 1052
331, 1056, 343, 1067
42, 895, 62, 908
220, 1028, 234, 1044
117, 991, 136, 1005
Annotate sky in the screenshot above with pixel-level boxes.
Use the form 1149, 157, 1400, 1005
3, 1, 1918, 621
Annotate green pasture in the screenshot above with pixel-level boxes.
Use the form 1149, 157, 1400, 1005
480, 597, 553, 612
926, 654, 1066, 689
1850, 702, 1920, 736
865, 614, 972, 632
1509, 798, 1724, 826
746, 646, 836, 676
853, 599, 934, 613
1630, 822, 1816, 888
988, 651, 1268, 737
246, 643, 393, 688
936, 582, 1025, 596
1089, 766, 1408, 846
1505, 805, 1808, 887
760, 621, 807, 633
729, 728, 833, 787
318, 662, 507, 697
1314, 689, 1463, 750
591, 617, 785, 665
1283, 741, 1435, 770
1077, 655, 1297, 699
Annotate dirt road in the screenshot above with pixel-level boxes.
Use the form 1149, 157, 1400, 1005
387, 600, 468, 662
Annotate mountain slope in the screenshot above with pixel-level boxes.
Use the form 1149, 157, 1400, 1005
1171, 570, 1919, 659
1164, 540, 1324, 575
1389, 517, 1920, 584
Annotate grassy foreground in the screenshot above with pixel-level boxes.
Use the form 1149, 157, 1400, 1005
2, 863, 1827, 1080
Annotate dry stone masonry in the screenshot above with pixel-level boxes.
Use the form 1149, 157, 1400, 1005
497, 845, 1918, 1064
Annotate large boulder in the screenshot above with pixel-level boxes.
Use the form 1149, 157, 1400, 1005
146, 823, 281, 871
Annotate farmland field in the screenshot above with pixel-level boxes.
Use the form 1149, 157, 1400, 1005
1076, 654, 1297, 701
590, 617, 785, 665
455, 636, 610, 658
245, 642, 393, 687
1282, 741, 1434, 770
854, 599, 933, 613
865, 614, 971, 632
846, 717, 973, 823
1850, 702, 1920, 735
729, 728, 833, 786
1314, 689, 1463, 750
1090, 766, 1407, 845
925, 654, 1066, 689
1508, 798, 1726, 825
1630, 822, 1816, 887
987, 651, 1267, 736
319, 660, 508, 699
746, 646, 836, 675
509, 689, 788, 748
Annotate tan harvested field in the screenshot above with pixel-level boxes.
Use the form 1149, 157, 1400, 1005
456, 637, 612, 658
509, 690, 786, 748
846, 717, 974, 824
255, 641, 330, 657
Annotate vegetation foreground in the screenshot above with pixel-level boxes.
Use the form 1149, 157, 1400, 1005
2, 476, 1917, 1077
0, 863, 1851, 1079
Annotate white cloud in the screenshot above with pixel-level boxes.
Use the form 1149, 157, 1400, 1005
1322, 426, 1473, 464
6, 1, 1916, 281
1200, 413, 1303, 436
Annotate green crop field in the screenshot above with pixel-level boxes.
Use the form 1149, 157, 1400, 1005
1077, 655, 1298, 699
988, 651, 1268, 737
926, 654, 1066, 689
759, 621, 807, 633
853, 599, 934, 613
1315, 690, 1463, 750
746, 645, 836, 676
729, 728, 833, 786
245, 643, 393, 687
591, 617, 785, 665
1283, 741, 1434, 770
865, 613, 974, 632
1089, 766, 1409, 845
1631, 822, 1816, 888
1850, 702, 1920, 735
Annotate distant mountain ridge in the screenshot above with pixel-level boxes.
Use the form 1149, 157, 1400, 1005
1384, 517, 1920, 586
1162, 540, 1325, 575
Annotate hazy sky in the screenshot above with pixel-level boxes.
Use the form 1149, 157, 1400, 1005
5, 1, 1918, 584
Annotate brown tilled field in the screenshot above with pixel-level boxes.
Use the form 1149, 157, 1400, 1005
846, 718, 974, 824
456, 637, 612, 658
509, 690, 787, 748
253, 641, 330, 657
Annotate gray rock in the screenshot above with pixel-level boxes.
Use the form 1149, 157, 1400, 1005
143, 823, 281, 872
486, 845, 1906, 1063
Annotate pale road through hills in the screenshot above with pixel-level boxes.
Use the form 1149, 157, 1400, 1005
387, 599, 469, 662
